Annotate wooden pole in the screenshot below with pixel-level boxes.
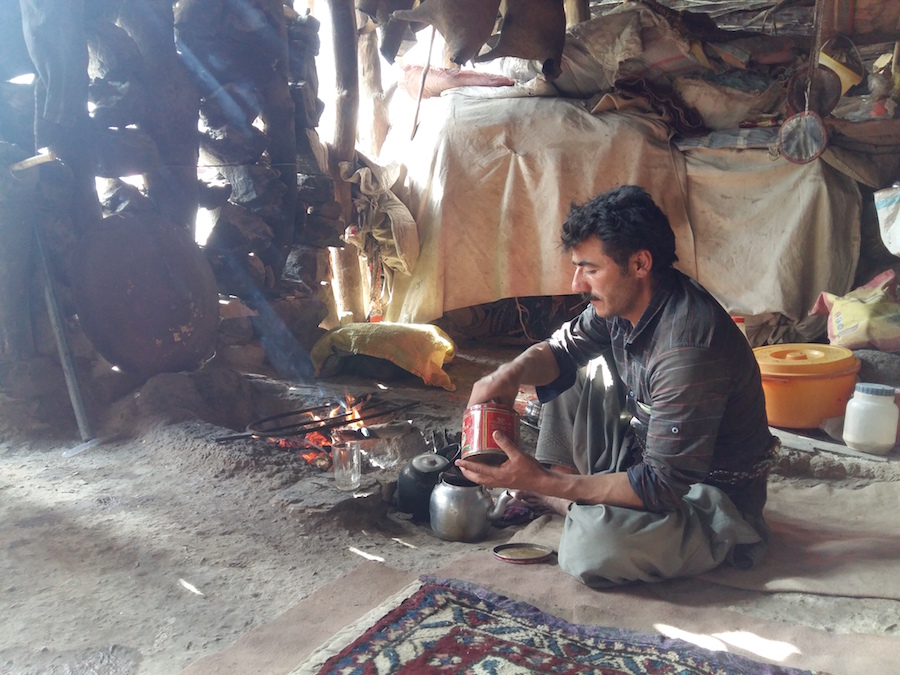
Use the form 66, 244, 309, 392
411, 26, 436, 141
326, 0, 365, 322
564, 0, 590, 27
893, 41, 900, 97
358, 23, 390, 157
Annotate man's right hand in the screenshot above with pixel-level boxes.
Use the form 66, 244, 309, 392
467, 342, 561, 408
466, 368, 520, 408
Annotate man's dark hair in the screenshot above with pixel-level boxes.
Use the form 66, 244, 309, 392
561, 185, 678, 275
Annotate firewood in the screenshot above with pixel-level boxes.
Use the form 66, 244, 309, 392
99, 180, 154, 215
288, 12, 322, 62
173, 0, 225, 39
86, 20, 145, 82
21, 0, 102, 234
263, 295, 329, 351
296, 173, 336, 206
220, 163, 287, 208
297, 128, 328, 175
0, 142, 38, 359
0, 81, 35, 150
120, 0, 201, 233
290, 82, 324, 130
0, 1, 34, 82
198, 181, 233, 210
204, 248, 268, 297
93, 127, 160, 179
84, 0, 125, 22
206, 201, 274, 253
310, 199, 343, 220
254, 0, 298, 278
284, 245, 332, 288
200, 83, 260, 129
88, 79, 147, 129
302, 214, 345, 248
200, 124, 270, 167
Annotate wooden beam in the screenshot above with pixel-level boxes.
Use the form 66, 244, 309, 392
326, 0, 365, 322
564, 0, 590, 27
893, 41, 900, 97
832, 0, 854, 36
358, 25, 390, 157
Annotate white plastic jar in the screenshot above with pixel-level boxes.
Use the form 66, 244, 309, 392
842, 383, 899, 455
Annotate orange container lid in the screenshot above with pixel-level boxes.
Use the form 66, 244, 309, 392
753, 344, 859, 376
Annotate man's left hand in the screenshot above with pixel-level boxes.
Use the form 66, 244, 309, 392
456, 430, 548, 491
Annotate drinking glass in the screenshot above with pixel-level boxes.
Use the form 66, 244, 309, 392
332, 441, 361, 491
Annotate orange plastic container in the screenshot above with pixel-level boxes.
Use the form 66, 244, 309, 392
753, 344, 860, 429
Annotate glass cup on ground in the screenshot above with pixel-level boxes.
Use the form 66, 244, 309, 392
332, 441, 361, 491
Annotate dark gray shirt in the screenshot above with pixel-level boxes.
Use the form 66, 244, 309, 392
539, 269, 774, 517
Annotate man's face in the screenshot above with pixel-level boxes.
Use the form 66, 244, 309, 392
570, 238, 648, 325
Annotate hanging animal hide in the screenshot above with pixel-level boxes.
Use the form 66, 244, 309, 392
474, 0, 566, 79
356, 0, 420, 63
378, 18, 413, 63
392, 0, 502, 67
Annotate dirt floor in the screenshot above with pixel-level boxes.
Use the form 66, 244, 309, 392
1, 345, 899, 674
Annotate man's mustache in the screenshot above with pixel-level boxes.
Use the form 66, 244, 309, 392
580, 292, 598, 302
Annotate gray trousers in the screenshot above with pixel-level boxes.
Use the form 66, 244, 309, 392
535, 352, 766, 588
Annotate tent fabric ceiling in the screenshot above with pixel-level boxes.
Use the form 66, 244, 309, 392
593, 1, 900, 45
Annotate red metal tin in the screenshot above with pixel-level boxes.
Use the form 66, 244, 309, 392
461, 403, 519, 465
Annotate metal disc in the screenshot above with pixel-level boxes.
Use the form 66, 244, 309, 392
492, 542, 554, 564
779, 110, 828, 165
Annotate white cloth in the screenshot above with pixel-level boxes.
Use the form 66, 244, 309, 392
380, 94, 694, 324
379, 93, 861, 345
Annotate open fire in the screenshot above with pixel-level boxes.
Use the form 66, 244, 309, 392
214, 394, 417, 470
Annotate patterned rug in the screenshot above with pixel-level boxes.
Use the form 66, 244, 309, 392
292, 576, 814, 674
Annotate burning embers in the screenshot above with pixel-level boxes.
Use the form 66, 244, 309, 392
214, 394, 417, 469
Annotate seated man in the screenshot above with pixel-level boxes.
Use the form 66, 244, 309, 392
457, 185, 776, 588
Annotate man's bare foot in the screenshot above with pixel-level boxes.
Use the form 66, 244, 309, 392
509, 490, 573, 516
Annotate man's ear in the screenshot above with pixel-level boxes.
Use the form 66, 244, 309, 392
632, 250, 653, 278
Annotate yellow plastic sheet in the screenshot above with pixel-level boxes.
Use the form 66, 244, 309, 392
310, 323, 457, 391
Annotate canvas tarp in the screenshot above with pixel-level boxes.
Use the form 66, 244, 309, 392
380, 93, 860, 344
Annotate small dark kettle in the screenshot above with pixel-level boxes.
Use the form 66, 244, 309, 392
396, 446, 455, 520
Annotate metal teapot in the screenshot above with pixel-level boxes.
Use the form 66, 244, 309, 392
429, 470, 512, 543
396, 451, 450, 521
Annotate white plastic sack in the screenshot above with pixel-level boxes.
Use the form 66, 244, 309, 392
874, 185, 900, 256
340, 156, 419, 275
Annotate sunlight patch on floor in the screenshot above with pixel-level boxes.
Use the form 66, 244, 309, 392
654, 623, 801, 662
349, 546, 385, 562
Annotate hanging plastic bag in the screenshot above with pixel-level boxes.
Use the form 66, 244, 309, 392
875, 185, 900, 256
809, 269, 900, 352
